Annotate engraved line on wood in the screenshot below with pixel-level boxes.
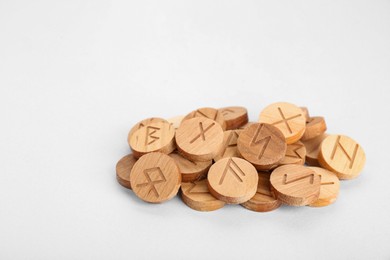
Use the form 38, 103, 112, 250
271, 107, 302, 134
219, 158, 246, 185
145, 126, 161, 146
283, 173, 315, 185
285, 146, 303, 159
250, 124, 272, 159
187, 182, 208, 194
330, 135, 359, 168
221, 109, 235, 116
190, 122, 216, 144
136, 167, 166, 197
221, 131, 239, 156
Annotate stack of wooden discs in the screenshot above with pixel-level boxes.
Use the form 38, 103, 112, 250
116, 103, 366, 212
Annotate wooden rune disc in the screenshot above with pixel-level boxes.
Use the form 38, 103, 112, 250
181, 180, 226, 211
218, 106, 248, 130
237, 123, 287, 170
115, 154, 137, 189
127, 117, 167, 146
129, 121, 176, 158
214, 130, 242, 161
207, 157, 258, 204
176, 117, 224, 161
302, 133, 329, 166
130, 152, 181, 203
300, 107, 311, 123
183, 107, 227, 130
169, 153, 212, 182
270, 164, 321, 206
279, 141, 306, 166
238, 121, 256, 130
301, 116, 327, 141
318, 135, 366, 180
258, 102, 306, 144
241, 172, 281, 212
308, 167, 340, 207
167, 115, 184, 130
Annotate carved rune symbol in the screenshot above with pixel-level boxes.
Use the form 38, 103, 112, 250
219, 158, 246, 185
221, 131, 239, 156
221, 109, 234, 116
271, 107, 302, 134
330, 135, 358, 168
251, 124, 271, 159
194, 109, 218, 120
187, 182, 208, 194
145, 126, 160, 146
136, 167, 166, 197
190, 122, 215, 144
285, 145, 304, 159
283, 173, 315, 185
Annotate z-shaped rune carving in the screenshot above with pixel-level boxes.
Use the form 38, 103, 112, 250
190, 122, 215, 144
330, 135, 358, 168
136, 167, 166, 197
145, 126, 160, 146
271, 107, 302, 134
283, 173, 315, 185
251, 124, 271, 159
219, 158, 246, 185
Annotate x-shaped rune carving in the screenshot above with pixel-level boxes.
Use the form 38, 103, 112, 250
271, 107, 302, 134
190, 122, 215, 144
136, 167, 166, 197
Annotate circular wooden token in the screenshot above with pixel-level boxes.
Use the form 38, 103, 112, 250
237, 123, 286, 170
318, 135, 366, 180
238, 121, 256, 130
207, 157, 258, 204
301, 116, 327, 141
127, 117, 167, 146
116, 154, 137, 189
300, 107, 310, 123
129, 121, 175, 158
259, 102, 306, 144
214, 130, 242, 161
169, 153, 212, 182
183, 107, 227, 130
270, 164, 321, 206
241, 172, 281, 212
308, 167, 340, 207
302, 133, 329, 166
167, 115, 184, 129
176, 117, 224, 161
130, 152, 181, 203
181, 180, 226, 211
219, 106, 248, 130
279, 141, 306, 166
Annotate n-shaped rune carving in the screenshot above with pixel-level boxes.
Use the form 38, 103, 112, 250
330, 135, 358, 168
136, 167, 166, 197
190, 122, 215, 144
251, 124, 271, 159
145, 126, 160, 146
271, 107, 302, 134
283, 173, 315, 185
219, 158, 246, 185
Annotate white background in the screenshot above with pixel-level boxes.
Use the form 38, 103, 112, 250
1, 1, 389, 259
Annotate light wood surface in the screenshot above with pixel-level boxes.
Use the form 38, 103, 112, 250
219, 106, 248, 130
279, 141, 306, 166
169, 153, 212, 182
130, 152, 181, 203
238, 121, 256, 130
300, 106, 311, 123
127, 117, 167, 146
301, 116, 327, 141
237, 123, 286, 170
207, 157, 258, 204
270, 165, 321, 206
259, 102, 306, 144
183, 107, 227, 130
176, 117, 224, 161
302, 133, 329, 166
181, 180, 226, 211
167, 115, 184, 130
318, 135, 366, 179
115, 154, 137, 189
308, 167, 340, 207
214, 130, 242, 161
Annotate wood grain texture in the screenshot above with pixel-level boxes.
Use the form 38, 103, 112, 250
270, 165, 321, 206
181, 180, 225, 211
259, 102, 306, 144
115, 154, 137, 189
169, 153, 212, 182
318, 135, 366, 179
183, 107, 227, 130
213, 130, 242, 161
301, 116, 327, 141
130, 152, 181, 203
302, 133, 329, 166
238, 121, 256, 130
219, 106, 248, 130
175, 117, 224, 161
207, 157, 258, 204
237, 123, 286, 170
129, 121, 176, 158
167, 115, 184, 130
308, 167, 340, 207
127, 117, 167, 146
241, 172, 281, 212
279, 141, 306, 166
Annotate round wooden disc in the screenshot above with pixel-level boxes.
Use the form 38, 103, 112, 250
207, 157, 258, 204
302, 133, 329, 166
318, 135, 366, 180
270, 165, 321, 206
116, 154, 137, 189
279, 141, 306, 166
130, 152, 181, 203
241, 172, 281, 212
181, 180, 226, 211
308, 167, 340, 207
176, 117, 224, 161
238, 121, 256, 130
214, 130, 242, 161
258, 102, 306, 144
129, 121, 175, 158
183, 107, 227, 130
301, 116, 327, 141
167, 115, 184, 130
300, 107, 311, 123
127, 117, 167, 146
169, 153, 212, 182
237, 123, 286, 170
219, 106, 248, 130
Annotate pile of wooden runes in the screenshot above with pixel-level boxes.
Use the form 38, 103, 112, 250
116, 102, 366, 212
